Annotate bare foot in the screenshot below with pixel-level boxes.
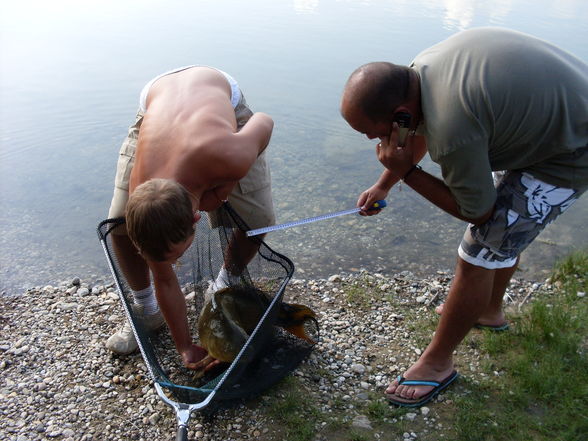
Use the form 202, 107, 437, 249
386, 359, 455, 401
434, 303, 506, 328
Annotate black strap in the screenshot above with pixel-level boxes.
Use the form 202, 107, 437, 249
402, 164, 422, 181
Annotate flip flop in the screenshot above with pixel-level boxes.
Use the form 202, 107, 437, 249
385, 370, 459, 408
474, 322, 509, 332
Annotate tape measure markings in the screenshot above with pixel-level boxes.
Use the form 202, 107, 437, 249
246, 200, 386, 237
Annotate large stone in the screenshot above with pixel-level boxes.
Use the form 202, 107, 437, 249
351, 415, 373, 430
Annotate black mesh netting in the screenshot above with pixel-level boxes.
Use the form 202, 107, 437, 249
97, 202, 318, 409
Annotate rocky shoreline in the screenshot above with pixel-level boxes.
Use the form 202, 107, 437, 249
0, 270, 551, 441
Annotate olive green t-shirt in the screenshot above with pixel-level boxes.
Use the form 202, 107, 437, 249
411, 27, 588, 218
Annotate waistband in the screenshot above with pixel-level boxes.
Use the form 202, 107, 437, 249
138, 65, 241, 113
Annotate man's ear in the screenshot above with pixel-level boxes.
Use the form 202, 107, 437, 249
193, 211, 202, 223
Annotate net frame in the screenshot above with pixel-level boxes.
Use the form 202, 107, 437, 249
97, 202, 317, 412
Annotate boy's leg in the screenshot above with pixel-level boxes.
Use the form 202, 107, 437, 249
106, 111, 164, 354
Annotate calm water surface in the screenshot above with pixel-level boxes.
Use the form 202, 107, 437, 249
1, 0, 587, 293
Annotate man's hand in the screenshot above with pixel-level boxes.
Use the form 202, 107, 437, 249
357, 184, 389, 216
376, 122, 415, 178
199, 183, 236, 211
180, 344, 208, 369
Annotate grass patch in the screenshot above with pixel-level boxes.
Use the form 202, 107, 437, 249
454, 250, 588, 441
341, 276, 377, 307
347, 431, 369, 441
338, 273, 417, 308
264, 376, 321, 441
364, 396, 390, 423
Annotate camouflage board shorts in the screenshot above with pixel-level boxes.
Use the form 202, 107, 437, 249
458, 171, 585, 269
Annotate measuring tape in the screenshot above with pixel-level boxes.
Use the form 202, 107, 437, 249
246, 200, 387, 237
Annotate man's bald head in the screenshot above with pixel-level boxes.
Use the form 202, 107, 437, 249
341, 62, 411, 123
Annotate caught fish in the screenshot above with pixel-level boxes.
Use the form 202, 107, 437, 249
193, 285, 316, 376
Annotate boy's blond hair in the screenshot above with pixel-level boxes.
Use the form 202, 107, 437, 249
126, 178, 195, 261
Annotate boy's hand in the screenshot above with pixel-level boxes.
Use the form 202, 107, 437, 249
181, 344, 208, 369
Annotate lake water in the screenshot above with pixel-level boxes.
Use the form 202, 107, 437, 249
1, 0, 587, 294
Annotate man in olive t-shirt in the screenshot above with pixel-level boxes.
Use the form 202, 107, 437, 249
340, 27, 588, 407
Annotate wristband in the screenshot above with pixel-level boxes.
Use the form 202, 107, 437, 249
402, 164, 421, 181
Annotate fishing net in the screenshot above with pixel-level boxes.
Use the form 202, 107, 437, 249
97, 202, 319, 410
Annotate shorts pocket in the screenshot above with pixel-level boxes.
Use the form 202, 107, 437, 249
238, 152, 271, 194
114, 154, 134, 190
119, 112, 143, 156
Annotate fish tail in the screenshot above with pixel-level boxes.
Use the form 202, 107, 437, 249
278, 303, 317, 343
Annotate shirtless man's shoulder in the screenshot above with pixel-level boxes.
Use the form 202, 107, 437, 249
128, 66, 273, 212
130, 67, 238, 191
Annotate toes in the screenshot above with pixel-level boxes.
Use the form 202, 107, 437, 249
387, 375, 438, 400
396, 384, 409, 398
404, 387, 418, 400
385, 378, 400, 395
394, 383, 433, 399
435, 303, 445, 315
403, 386, 416, 399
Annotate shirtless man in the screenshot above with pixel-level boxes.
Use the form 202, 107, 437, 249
105, 66, 276, 369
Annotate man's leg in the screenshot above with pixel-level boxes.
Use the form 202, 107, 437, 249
106, 231, 165, 354
387, 257, 495, 400
477, 257, 519, 326
208, 229, 263, 292
107, 110, 149, 292
435, 257, 519, 327
390, 171, 584, 402
209, 149, 275, 291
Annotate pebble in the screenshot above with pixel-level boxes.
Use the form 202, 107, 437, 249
405, 412, 418, 421
351, 363, 366, 374
352, 415, 373, 430
0, 271, 546, 440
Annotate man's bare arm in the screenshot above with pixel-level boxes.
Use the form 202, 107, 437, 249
402, 168, 493, 225
148, 262, 194, 353
358, 135, 428, 214
199, 182, 237, 211
238, 112, 274, 155
376, 133, 493, 225
218, 112, 274, 181
378, 135, 427, 190
193, 113, 273, 212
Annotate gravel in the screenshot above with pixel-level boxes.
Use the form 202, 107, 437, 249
0, 270, 551, 440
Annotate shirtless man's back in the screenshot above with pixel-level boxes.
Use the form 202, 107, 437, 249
106, 66, 276, 367
133, 67, 273, 210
